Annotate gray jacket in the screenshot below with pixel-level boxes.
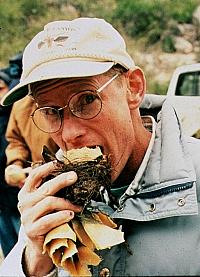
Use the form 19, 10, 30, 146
93, 96, 200, 276
0, 96, 200, 276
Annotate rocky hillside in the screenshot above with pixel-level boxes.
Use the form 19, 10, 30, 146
129, 5, 200, 93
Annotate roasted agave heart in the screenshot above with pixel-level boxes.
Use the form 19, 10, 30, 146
42, 146, 111, 206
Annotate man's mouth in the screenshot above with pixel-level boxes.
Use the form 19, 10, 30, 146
88, 145, 104, 153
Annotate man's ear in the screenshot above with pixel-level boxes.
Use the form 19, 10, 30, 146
125, 67, 146, 109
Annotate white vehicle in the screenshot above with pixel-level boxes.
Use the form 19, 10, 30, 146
166, 63, 200, 137
141, 63, 200, 137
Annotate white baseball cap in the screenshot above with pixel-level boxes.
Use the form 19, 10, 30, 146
1, 17, 135, 106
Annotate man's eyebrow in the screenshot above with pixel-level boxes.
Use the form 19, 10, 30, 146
31, 76, 99, 92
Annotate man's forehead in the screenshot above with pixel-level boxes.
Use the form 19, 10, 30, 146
31, 78, 67, 94
31, 75, 103, 96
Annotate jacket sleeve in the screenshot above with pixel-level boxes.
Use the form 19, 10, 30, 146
0, 227, 27, 276
5, 105, 31, 166
0, 227, 59, 277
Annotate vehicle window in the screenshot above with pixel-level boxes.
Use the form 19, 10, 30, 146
176, 71, 200, 96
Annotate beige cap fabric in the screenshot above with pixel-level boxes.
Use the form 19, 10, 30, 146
1, 17, 135, 106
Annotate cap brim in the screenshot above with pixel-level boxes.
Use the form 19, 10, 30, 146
1, 60, 114, 106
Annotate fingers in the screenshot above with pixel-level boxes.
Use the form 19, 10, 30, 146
18, 169, 78, 208
35, 171, 78, 201
24, 210, 75, 239
23, 166, 32, 174
19, 196, 81, 224
18, 161, 81, 220
20, 196, 77, 237
23, 161, 57, 192
16, 160, 83, 261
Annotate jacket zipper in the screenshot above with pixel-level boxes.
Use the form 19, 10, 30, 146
117, 182, 194, 211
136, 181, 193, 199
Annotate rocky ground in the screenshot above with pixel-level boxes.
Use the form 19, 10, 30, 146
128, 4, 200, 93
136, 50, 198, 93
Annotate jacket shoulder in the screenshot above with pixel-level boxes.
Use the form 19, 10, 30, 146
187, 137, 200, 197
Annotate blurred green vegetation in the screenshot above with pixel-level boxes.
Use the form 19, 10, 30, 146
114, 0, 199, 50
0, 0, 199, 93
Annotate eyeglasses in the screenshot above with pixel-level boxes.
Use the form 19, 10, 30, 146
31, 73, 120, 133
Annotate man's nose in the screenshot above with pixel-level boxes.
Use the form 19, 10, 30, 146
60, 114, 87, 147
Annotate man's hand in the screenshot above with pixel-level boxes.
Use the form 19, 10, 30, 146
17, 161, 81, 277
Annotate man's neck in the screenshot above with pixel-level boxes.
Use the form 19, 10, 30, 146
114, 127, 152, 188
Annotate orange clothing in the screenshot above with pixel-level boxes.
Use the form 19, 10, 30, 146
5, 96, 59, 166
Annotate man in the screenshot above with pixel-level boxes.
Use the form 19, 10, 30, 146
1, 17, 200, 276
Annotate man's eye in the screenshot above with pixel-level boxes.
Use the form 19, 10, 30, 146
70, 91, 100, 116
41, 108, 58, 116
79, 93, 97, 105
83, 94, 97, 104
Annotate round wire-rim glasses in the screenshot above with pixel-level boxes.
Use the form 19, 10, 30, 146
30, 73, 120, 133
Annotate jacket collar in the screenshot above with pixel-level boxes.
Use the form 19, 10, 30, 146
114, 98, 198, 221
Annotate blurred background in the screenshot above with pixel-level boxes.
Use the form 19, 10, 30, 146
0, 0, 200, 93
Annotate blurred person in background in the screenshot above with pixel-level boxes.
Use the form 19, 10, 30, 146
0, 53, 58, 258
0, 70, 20, 257
8, 52, 23, 89
0, 71, 11, 99
5, 95, 59, 187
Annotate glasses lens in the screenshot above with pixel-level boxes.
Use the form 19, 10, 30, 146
32, 107, 62, 133
69, 91, 102, 119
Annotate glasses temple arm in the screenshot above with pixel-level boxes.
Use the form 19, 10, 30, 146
97, 73, 119, 93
